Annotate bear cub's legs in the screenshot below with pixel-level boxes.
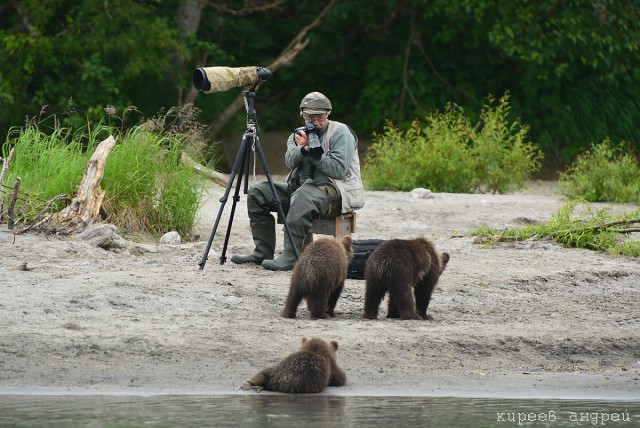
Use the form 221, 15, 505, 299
362, 279, 385, 319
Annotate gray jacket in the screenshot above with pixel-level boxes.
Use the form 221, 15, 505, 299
285, 120, 365, 213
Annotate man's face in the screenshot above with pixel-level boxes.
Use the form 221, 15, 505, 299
303, 112, 328, 129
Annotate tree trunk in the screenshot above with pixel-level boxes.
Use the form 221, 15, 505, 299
176, 0, 209, 106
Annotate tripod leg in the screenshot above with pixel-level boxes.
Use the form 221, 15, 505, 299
252, 135, 299, 260
197, 136, 249, 270
218, 134, 251, 264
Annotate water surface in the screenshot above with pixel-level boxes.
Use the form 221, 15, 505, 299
1, 394, 638, 427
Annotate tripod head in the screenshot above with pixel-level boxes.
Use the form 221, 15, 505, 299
243, 90, 259, 126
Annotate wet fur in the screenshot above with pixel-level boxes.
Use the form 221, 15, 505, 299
242, 337, 347, 393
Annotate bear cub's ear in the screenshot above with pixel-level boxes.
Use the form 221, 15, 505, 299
330, 340, 339, 350
301, 336, 308, 344
341, 235, 352, 250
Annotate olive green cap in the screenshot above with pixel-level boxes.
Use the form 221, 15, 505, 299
299, 92, 332, 115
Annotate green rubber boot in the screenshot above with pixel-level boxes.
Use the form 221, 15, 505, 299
261, 233, 304, 271
230, 226, 275, 265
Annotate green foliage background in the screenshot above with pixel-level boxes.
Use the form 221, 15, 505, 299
1, 0, 639, 167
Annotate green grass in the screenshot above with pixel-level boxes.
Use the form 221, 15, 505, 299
1, 125, 97, 215
2, 112, 204, 240
468, 201, 640, 257
101, 124, 202, 238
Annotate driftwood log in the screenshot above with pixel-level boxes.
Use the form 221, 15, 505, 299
0, 147, 15, 222
180, 152, 228, 186
47, 135, 116, 234
6, 178, 20, 229
0, 147, 15, 187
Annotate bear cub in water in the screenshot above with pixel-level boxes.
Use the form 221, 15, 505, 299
363, 236, 449, 320
242, 336, 347, 393
281, 235, 353, 319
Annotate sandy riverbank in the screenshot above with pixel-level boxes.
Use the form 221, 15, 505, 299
1, 180, 639, 398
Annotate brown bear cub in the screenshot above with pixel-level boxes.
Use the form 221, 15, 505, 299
242, 336, 347, 393
363, 236, 449, 320
281, 235, 353, 319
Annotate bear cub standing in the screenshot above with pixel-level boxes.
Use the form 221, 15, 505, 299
363, 236, 449, 320
242, 336, 347, 393
281, 235, 353, 319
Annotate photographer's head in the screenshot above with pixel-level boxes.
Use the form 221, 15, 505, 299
300, 92, 331, 128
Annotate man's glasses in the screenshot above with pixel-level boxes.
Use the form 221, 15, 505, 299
303, 114, 326, 122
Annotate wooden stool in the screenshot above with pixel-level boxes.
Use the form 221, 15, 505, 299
304, 212, 356, 248
277, 212, 357, 249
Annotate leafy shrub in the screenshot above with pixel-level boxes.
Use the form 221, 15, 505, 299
468, 95, 543, 193
558, 139, 640, 204
362, 93, 543, 193
363, 105, 474, 192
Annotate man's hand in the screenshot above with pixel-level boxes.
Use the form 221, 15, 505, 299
295, 131, 310, 156
294, 130, 308, 147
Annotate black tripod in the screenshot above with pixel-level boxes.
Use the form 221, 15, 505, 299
198, 87, 299, 270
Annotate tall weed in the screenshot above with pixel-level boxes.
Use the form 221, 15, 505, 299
102, 124, 202, 238
1, 124, 103, 214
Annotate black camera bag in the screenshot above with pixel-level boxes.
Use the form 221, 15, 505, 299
347, 239, 385, 280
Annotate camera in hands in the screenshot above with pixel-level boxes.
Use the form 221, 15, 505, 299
295, 122, 324, 158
